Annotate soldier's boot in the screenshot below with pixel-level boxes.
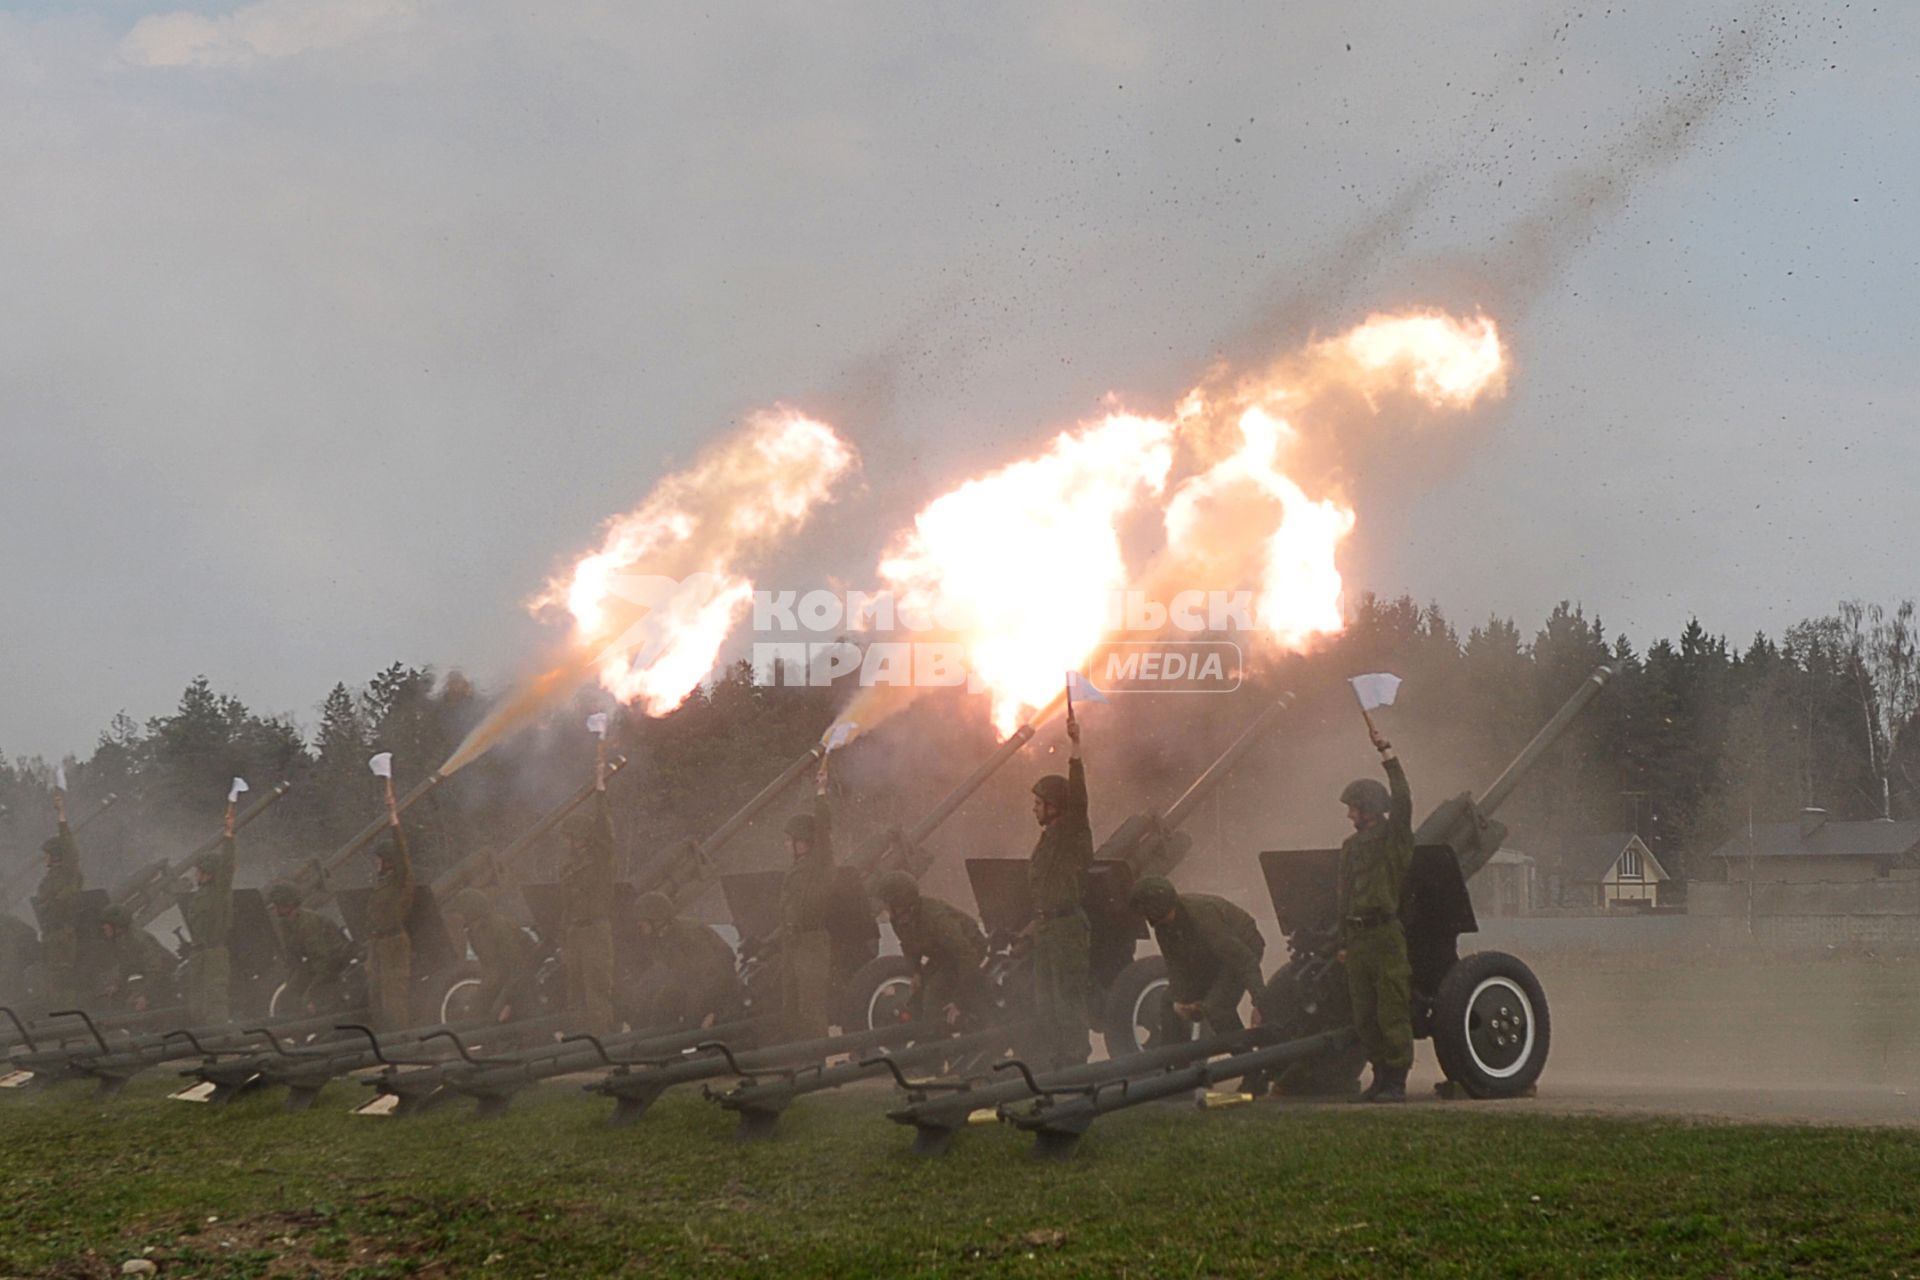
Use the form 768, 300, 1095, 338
1366, 1067, 1408, 1104
1355, 1064, 1386, 1103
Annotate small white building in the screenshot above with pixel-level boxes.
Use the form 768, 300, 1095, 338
1544, 833, 1670, 909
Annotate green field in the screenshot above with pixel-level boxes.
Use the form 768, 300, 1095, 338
1, 1076, 1916, 1279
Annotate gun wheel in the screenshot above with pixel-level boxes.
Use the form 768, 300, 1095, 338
1100, 955, 1170, 1056
436, 965, 487, 1025
1431, 951, 1550, 1098
840, 954, 917, 1036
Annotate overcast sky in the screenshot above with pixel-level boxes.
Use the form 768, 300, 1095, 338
0, 0, 1913, 760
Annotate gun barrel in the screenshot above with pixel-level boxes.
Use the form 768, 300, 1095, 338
432, 756, 630, 898
635, 745, 824, 902
1475, 663, 1615, 818
848, 723, 1040, 881
903, 724, 1037, 851
71, 794, 120, 833
1160, 693, 1295, 833
298, 773, 444, 906
120, 781, 296, 926
698, 746, 825, 860
0, 794, 123, 911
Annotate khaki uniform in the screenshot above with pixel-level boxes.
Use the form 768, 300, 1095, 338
562, 793, 617, 1032
31, 824, 84, 1008
651, 917, 743, 1028
1029, 758, 1093, 1066
0, 914, 39, 1002
893, 895, 988, 1026
365, 828, 416, 1031
1340, 757, 1415, 1072
180, 836, 236, 1024
1150, 892, 1265, 1042
102, 926, 179, 1011
461, 902, 539, 1022
275, 908, 355, 1013
779, 794, 837, 1041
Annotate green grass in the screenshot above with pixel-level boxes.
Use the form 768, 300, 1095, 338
1, 1075, 1917, 1278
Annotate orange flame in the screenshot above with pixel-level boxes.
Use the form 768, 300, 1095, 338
877, 413, 1175, 737
539, 407, 855, 713
440, 408, 854, 774
868, 309, 1506, 735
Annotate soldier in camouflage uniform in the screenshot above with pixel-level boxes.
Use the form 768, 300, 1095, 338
777, 754, 838, 1040
179, 811, 237, 1024
267, 883, 355, 1015
1337, 725, 1416, 1102
561, 782, 617, 1032
1127, 875, 1265, 1045
1026, 714, 1092, 1067
873, 871, 988, 1029
444, 888, 539, 1024
32, 804, 85, 1009
364, 818, 416, 1031
96, 905, 179, 1013
0, 914, 39, 1003
632, 891, 742, 1029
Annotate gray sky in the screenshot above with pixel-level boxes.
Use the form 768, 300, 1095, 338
0, 0, 1913, 761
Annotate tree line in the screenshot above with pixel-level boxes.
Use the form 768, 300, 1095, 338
2, 594, 1914, 900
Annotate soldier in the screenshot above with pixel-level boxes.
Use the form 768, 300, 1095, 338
178, 805, 237, 1024
31, 794, 85, 1008
632, 891, 742, 1029
561, 774, 617, 1032
364, 807, 416, 1031
1127, 876, 1265, 1044
96, 905, 179, 1013
778, 754, 837, 1040
1338, 723, 1416, 1102
1027, 713, 1092, 1067
266, 883, 355, 1015
0, 913, 39, 1002
873, 871, 988, 1029
444, 888, 538, 1024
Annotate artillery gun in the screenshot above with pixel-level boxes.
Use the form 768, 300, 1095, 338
721, 725, 1043, 1037
877, 664, 1617, 1157
950, 694, 1297, 1053
0, 792, 121, 919
1244, 662, 1616, 1097
111, 782, 295, 928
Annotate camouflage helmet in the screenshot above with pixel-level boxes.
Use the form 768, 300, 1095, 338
1340, 777, 1391, 815
783, 812, 818, 843
1031, 775, 1072, 807
560, 811, 597, 844
41, 834, 67, 860
267, 882, 303, 909
1128, 875, 1179, 921
872, 870, 919, 912
192, 848, 225, 876
98, 904, 132, 931
633, 891, 675, 926
444, 889, 490, 922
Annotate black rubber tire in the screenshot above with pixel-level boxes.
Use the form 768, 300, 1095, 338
433, 961, 487, 1026
1430, 951, 1551, 1098
839, 954, 918, 1034
1099, 955, 1171, 1056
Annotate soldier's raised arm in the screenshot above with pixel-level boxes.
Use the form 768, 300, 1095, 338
1063, 715, 1089, 829
389, 820, 416, 896
814, 753, 835, 860
1370, 723, 1412, 837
